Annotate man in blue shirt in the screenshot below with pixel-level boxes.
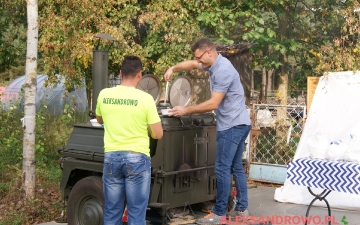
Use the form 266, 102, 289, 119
164, 38, 251, 224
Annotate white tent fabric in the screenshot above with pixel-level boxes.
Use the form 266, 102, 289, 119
1, 74, 88, 114
274, 71, 360, 211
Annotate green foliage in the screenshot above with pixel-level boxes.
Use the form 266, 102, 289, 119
316, 0, 360, 72
61, 103, 75, 124
194, 0, 360, 98
0, 100, 88, 224
3, 0, 360, 99
0, 105, 23, 162
36, 106, 47, 153
0, 0, 27, 84
38, 0, 201, 91
195, 0, 239, 44
33, 103, 88, 167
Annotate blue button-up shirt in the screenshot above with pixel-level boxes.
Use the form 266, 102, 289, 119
203, 54, 250, 131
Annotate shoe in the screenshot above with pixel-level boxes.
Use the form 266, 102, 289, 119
226, 209, 249, 217
196, 212, 226, 225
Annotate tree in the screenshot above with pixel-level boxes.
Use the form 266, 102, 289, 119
4, 1, 359, 93
317, 0, 360, 72
22, 0, 38, 199
196, 0, 354, 96
194, 0, 359, 160
38, 0, 202, 94
0, 0, 27, 84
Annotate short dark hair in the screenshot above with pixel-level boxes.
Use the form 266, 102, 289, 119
191, 38, 215, 52
121, 56, 142, 78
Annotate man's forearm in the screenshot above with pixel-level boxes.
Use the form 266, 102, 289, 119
148, 122, 163, 139
96, 115, 103, 124
171, 60, 200, 72
185, 92, 224, 114
185, 100, 217, 115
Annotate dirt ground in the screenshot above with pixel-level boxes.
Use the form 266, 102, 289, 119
0, 181, 63, 225
0, 179, 281, 225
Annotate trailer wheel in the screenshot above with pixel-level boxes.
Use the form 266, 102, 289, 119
67, 176, 104, 225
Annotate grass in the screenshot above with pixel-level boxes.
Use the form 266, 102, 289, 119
0, 103, 88, 225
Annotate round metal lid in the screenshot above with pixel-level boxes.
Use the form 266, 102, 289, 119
168, 76, 193, 107
137, 74, 161, 104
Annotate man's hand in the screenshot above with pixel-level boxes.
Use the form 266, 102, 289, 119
169, 106, 188, 117
163, 61, 202, 82
164, 67, 174, 82
167, 92, 224, 117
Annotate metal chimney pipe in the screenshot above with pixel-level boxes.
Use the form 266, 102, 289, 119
92, 50, 109, 114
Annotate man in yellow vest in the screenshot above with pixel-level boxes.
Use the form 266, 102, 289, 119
96, 56, 163, 225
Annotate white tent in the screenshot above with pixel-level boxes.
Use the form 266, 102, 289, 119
274, 71, 360, 211
1, 74, 88, 114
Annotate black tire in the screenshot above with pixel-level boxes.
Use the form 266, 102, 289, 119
67, 176, 104, 225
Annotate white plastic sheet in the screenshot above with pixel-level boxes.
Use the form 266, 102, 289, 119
1, 74, 88, 114
274, 71, 360, 211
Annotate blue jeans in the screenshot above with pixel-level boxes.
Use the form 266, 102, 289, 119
102, 151, 151, 225
212, 124, 252, 216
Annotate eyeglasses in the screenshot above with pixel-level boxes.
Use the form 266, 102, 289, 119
195, 50, 210, 61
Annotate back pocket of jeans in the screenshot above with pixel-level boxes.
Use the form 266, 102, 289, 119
126, 159, 149, 181
127, 159, 148, 173
103, 161, 113, 175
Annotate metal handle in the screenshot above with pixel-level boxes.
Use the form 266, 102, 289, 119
164, 81, 169, 105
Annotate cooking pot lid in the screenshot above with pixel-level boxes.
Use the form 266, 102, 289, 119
137, 74, 161, 104
168, 76, 193, 107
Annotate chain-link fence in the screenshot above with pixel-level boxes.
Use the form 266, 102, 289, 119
249, 102, 306, 166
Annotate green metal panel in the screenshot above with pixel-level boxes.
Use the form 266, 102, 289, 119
60, 157, 103, 190
65, 123, 104, 154
60, 113, 224, 209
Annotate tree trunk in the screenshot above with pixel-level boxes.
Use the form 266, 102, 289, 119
274, 3, 291, 163
267, 68, 274, 93
22, 0, 38, 199
250, 69, 254, 97
260, 67, 267, 102
276, 3, 290, 121
290, 65, 295, 84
